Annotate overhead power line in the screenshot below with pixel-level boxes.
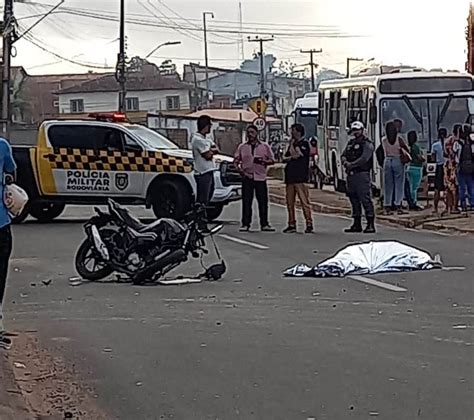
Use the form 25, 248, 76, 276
12, 3, 362, 39
19, 30, 114, 69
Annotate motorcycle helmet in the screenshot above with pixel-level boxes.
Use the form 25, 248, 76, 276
4, 183, 29, 217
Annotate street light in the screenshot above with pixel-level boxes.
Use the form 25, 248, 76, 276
145, 41, 181, 60
203, 11, 214, 107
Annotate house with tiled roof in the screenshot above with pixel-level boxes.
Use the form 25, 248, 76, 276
57, 62, 198, 120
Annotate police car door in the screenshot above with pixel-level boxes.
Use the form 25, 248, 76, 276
94, 127, 144, 197
38, 123, 108, 196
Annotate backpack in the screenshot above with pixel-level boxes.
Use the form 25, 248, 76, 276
459, 140, 474, 175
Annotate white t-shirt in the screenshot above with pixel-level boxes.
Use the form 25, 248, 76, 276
191, 132, 216, 175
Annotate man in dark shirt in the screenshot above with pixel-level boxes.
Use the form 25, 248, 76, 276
283, 124, 313, 233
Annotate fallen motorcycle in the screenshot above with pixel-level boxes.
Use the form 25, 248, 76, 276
75, 199, 225, 285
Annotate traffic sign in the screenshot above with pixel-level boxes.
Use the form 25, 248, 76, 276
249, 98, 268, 116
253, 117, 266, 132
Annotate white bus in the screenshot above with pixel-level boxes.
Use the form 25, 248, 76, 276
292, 92, 328, 180
293, 93, 318, 137
317, 71, 474, 192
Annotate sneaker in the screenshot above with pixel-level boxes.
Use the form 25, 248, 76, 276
0, 334, 11, 350
239, 225, 250, 232
305, 225, 314, 234
261, 225, 276, 232
283, 226, 297, 233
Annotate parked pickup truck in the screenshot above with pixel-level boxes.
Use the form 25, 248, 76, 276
12, 113, 241, 223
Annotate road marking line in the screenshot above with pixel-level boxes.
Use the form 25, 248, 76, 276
442, 266, 466, 271
218, 234, 269, 250
348, 275, 407, 292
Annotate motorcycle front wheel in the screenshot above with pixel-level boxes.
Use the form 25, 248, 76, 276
75, 240, 113, 281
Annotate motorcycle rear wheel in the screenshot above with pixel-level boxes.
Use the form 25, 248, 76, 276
75, 240, 113, 281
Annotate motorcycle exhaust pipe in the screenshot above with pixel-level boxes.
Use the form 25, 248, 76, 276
135, 249, 187, 283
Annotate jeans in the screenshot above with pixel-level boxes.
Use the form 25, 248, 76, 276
346, 171, 375, 218
0, 225, 12, 332
406, 165, 423, 206
458, 171, 474, 209
286, 183, 313, 227
383, 157, 405, 207
194, 171, 215, 207
241, 177, 269, 228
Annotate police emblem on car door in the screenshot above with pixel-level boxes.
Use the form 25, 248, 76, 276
115, 173, 129, 191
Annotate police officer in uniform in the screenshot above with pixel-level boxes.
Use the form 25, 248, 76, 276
342, 121, 376, 233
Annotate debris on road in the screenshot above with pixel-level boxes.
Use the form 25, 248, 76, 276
68, 277, 83, 287
284, 241, 442, 278
13, 362, 26, 369
41, 279, 53, 286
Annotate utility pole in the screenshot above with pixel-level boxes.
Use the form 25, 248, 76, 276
248, 36, 274, 99
346, 57, 363, 78
116, 0, 127, 112
203, 11, 214, 108
238, 1, 244, 61
1, 0, 15, 139
300, 48, 322, 92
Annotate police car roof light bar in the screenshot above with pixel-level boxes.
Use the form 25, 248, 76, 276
88, 113, 128, 122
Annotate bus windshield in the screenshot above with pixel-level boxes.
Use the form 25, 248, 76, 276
295, 109, 318, 138
380, 96, 471, 149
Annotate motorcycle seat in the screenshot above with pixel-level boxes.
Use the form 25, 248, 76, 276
126, 227, 158, 242
107, 199, 186, 234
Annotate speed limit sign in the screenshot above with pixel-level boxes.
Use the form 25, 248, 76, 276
253, 117, 266, 132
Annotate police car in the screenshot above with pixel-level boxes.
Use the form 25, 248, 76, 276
12, 113, 241, 222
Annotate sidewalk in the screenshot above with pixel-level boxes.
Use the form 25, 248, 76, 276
267, 178, 474, 235
0, 351, 32, 420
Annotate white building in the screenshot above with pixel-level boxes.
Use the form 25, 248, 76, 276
57, 63, 196, 116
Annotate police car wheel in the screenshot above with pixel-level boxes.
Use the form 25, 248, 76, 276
11, 205, 29, 224
151, 180, 192, 220
29, 202, 65, 222
206, 204, 224, 221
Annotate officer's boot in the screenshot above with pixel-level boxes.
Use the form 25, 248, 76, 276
344, 217, 362, 233
364, 217, 376, 234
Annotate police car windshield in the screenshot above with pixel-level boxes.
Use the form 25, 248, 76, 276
127, 126, 178, 150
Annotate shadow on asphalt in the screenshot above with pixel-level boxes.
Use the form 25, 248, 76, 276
21, 218, 240, 226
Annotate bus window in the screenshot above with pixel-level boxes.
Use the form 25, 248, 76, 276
329, 90, 341, 127
347, 88, 368, 127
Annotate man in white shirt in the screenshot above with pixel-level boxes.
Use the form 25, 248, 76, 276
191, 115, 218, 230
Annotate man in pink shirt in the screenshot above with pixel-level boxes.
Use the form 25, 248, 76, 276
234, 124, 275, 232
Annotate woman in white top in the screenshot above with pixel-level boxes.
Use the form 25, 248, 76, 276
382, 121, 409, 215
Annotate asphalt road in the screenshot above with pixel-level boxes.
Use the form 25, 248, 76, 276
5, 203, 474, 420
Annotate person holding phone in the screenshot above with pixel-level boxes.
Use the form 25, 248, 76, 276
234, 125, 275, 232
282, 124, 313, 233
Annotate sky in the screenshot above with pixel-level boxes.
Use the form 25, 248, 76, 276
7, 0, 472, 76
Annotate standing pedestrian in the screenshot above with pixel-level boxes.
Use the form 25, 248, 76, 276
382, 121, 410, 215
234, 125, 275, 232
0, 136, 16, 350
283, 124, 313, 233
191, 115, 218, 231
406, 131, 425, 211
431, 128, 448, 214
444, 125, 462, 214
342, 121, 376, 233
454, 125, 474, 212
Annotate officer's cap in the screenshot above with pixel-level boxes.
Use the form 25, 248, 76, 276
350, 121, 364, 132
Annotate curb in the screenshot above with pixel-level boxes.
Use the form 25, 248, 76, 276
269, 193, 351, 216
268, 192, 473, 234
0, 352, 33, 420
